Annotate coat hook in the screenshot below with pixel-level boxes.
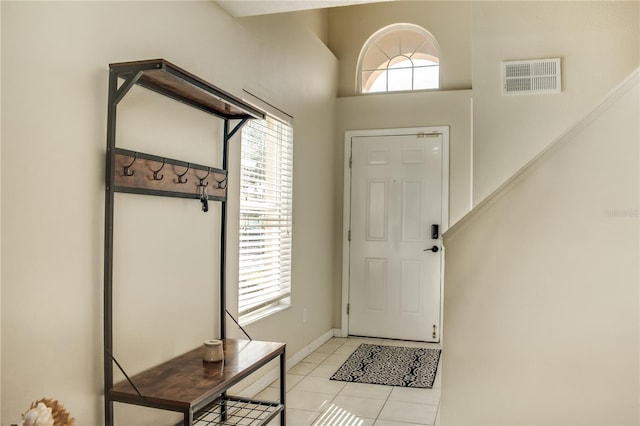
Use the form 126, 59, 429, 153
175, 163, 190, 184
123, 152, 138, 177
216, 175, 228, 190
196, 168, 210, 188
151, 158, 165, 181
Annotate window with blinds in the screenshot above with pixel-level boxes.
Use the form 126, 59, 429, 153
238, 115, 293, 323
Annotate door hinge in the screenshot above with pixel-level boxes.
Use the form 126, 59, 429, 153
432, 324, 437, 339
348, 230, 351, 241
347, 304, 350, 315
349, 155, 352, 168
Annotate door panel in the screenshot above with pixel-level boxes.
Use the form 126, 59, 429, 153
349, 133, 444, 342
365, 258, 387, 311
366, 180, 388, 240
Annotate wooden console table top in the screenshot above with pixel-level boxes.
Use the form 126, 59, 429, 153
109, 339, 285, 410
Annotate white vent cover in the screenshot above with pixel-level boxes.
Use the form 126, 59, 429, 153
502, 58, 562, 95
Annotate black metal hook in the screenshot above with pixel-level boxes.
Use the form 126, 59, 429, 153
151, 158, 165, 181
175, 163, 190, 184
215, 175, 228, 190
123, 152, 138, 177
196, 168, 210, 188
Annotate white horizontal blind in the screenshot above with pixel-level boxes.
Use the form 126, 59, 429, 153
239, 116, 293, 321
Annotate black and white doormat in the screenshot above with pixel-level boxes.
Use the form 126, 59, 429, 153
330, 344, 441, 388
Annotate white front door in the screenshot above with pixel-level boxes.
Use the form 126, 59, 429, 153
347, 129, 448, 342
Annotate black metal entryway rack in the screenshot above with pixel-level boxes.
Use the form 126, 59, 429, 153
103, 59, 287, 426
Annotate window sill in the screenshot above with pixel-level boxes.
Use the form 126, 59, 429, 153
239, 303, 291, 327
340, 87, 473, 99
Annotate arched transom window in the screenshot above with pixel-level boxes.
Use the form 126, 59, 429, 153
358, 24, 440, 94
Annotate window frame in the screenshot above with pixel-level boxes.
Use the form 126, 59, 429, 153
357, 23, 441, 94
237, 115, 294, 325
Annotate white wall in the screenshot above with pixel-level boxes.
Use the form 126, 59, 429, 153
0, 1, 3, 408
328, 1, 472, 97
442, 71, 639, 425
1, 2, 337, 425
292, 8, 329, 45
472, 1, 639, 203
333, 89, 472, 327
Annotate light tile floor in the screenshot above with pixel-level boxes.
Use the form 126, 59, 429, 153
260, 337, 442, 426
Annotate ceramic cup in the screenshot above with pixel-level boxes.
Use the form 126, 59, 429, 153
203, 339, 224, 362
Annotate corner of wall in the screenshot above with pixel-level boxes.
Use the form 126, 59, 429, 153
0, 94, 2, 426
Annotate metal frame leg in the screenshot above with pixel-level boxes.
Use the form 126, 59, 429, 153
184, 409, 193, 426
280, 350, 286, 425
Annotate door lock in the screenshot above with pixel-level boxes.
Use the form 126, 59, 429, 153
431, 224, 439, 240
424, 246, 439, 253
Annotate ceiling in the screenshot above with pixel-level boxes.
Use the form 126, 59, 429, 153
217, 0, 392, 18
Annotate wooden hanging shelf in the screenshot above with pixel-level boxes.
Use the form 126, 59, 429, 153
109, 59, 265, 121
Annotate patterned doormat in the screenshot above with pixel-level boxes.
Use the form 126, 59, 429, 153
330, 344, 441, 388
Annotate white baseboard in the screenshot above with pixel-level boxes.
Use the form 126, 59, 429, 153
285, 329, 335, 370
332, 328, 347, 338
236, 329, 335, 397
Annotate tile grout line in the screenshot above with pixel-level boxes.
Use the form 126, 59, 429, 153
309, 339, 345, 425
372, 383, 395, 424
278, 337, 442, 426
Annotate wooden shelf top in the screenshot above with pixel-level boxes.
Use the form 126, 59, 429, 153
109, 59, 265, 121
109, 339, 285, 409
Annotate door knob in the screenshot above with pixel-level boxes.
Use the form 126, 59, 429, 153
424, 246, 439, 253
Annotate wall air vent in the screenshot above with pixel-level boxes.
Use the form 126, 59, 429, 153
502, 58, 562, 96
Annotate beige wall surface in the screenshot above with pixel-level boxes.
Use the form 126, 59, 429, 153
442, 72, 639, 425
472, 1, 640, 204
292, 8, 330, 46
328, 1, 472, 97
0, 1, 2, 407
1, 2, 337, 425
333, 89, 472, 327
